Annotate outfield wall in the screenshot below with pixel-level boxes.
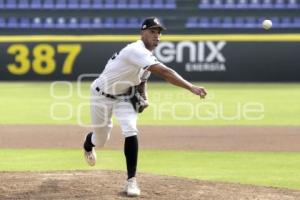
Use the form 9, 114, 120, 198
0, 34, 300, 82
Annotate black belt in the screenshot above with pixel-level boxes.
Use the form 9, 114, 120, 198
95, 87, 129, 99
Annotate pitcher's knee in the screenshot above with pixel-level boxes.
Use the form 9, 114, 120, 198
93, 126, 112, 147
123, 131, 138, 138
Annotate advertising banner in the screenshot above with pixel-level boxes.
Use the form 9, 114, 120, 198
0, 35, 299, 81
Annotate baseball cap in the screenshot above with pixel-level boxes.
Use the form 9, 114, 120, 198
141, 17, 167, 31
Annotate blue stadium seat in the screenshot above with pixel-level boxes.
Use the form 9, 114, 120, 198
128, 0, 139, 8
280, 16, 292, 28
287, 0, 298, 9
31, 0, 42, 9
261, 0, 273, 8
141, 0, 152, 8
93, 0, 104, 8
0, 0, 4, 9
128, 17, 139, 28
274, 0, 286, 8
103, 17, 114, 28
165, 0, 176, 8
104, 0, 115, 8
224, 0, 236, 8
244, 16, 258, 28
19, 18, 30, 28
68, 0, 80, 8
186, 17, 198, 28
211, 0, 223, 8
222, 17, 234, 28
236, 0, 248, 8
6, 0, 17, 8
211, 17, 222, 27
56, 17, 66, 28
91, 17, 102, 28
19, 0, 30, 9
198, 17, 210, 28
153, 0, 164, 8
293, 17, 300, 27
234, 17, 245, 28
56, 0, 67, 9
198, 0, 210, 9
81, 0, 92, 9
0, 17, 5, 28
44, 17, 55, 28
7, 17, 18, 28
68, 17, 79, 28
32, 17, 42, 28
79, 17, 91, 28
43, 0, 55, 9
116, 0, 127, 8
249, 0, 261, 9
115, 17, 127, 28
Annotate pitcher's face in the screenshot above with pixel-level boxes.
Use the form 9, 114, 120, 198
141, 28, 162, 51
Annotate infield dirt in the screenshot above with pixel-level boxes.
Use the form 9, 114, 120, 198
1, 125, 300, 200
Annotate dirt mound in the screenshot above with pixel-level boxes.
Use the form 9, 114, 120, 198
0, 170, 299, 200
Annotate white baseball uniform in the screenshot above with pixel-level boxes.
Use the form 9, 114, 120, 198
90, 40, 160, 147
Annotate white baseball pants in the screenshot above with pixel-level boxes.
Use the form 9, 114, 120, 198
90, 85, 138, 148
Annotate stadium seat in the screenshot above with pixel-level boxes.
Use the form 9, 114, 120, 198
222, 17, 234, 28
19, 18, 30, 28
293, 17, 300, 28
104, 0, 115, 8
274, 0, 286, 8
56, 0, 67, 9
19, 0, 30, 9
198, 0, 210, 9
68, 0, 80, 8
128, 0, 139, 8
236, 0, 248, 8
165, 0, 176, 8
287, 0, 298, 9
81, 0, 92, 9
249, 0, 261, 9
116, 0, 127, 8
91, 17, 102, 28
186, 17, 198, 28
6, 0, 17, 8
224, 0, 236, 8
261, 0, 273, 8
0, 17, 5, 28
141, 0, 152, 8
93, 0, 104, 9
79, 17, 91, 28
234, 17, 245, 28
127, 17, 139, 28
198, 17, 210, 28
44, 17, 55, 28
68, 17, 79, 28
0, 0, 4, 9
115, 17, 127, 28
153, 0, 164, 8
211, 0, 223, 8
56, 17, 66, 28
7, 17, 18, 28
43, 0, 55, 9
31, 17, 42, 28
211, 17, 222, 27
31, 0, 42, 8
280, 16, 292, 28
103, 17, 114, 28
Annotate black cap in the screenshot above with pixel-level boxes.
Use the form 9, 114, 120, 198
141, 17, 166, 31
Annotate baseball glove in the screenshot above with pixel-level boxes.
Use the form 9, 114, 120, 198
130, 81, 149, 113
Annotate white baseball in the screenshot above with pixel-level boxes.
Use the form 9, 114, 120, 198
262, 19, 272, 30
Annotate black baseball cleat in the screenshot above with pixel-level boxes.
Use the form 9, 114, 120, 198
83, 132, 97, 166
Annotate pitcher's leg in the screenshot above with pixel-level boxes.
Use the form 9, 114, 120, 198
114, 100, 140, 196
